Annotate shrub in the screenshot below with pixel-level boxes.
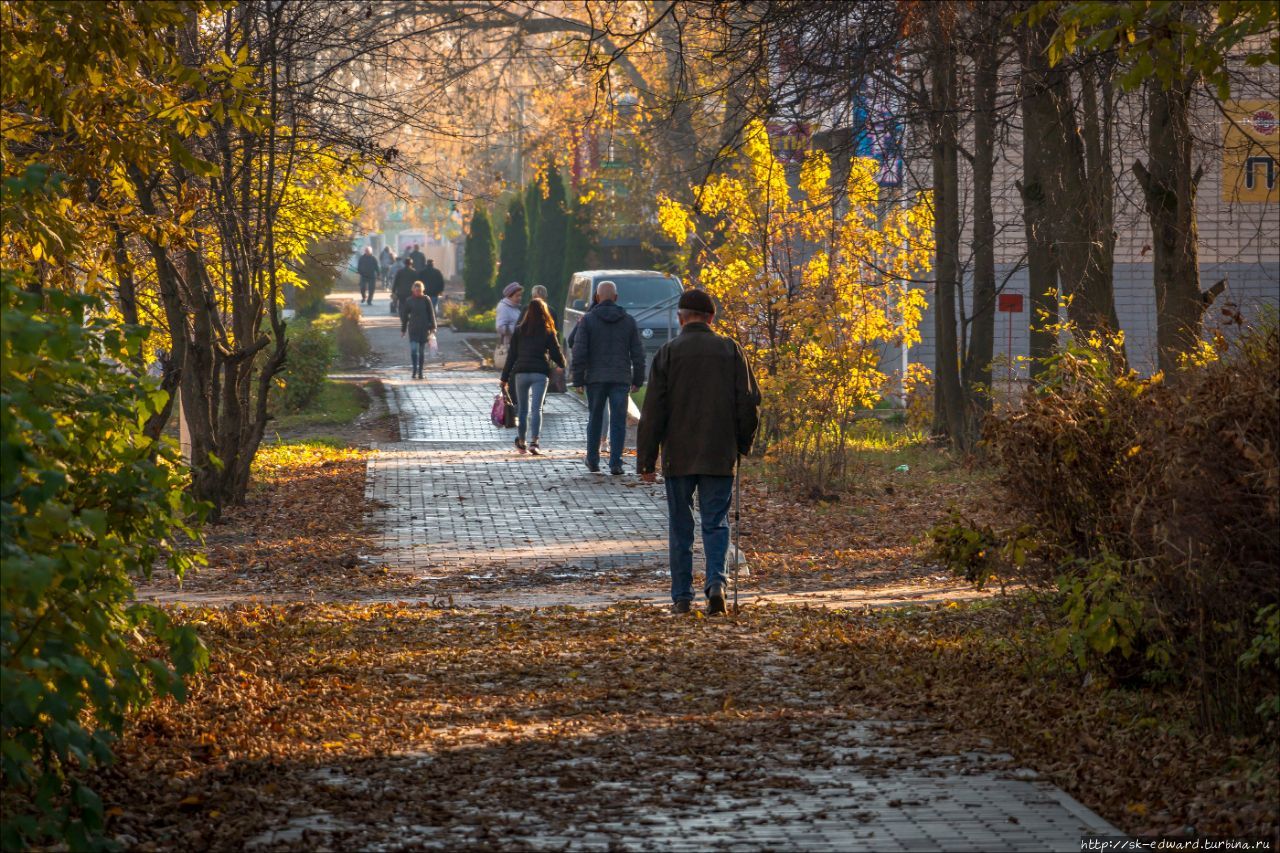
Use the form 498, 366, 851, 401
444, 301, 496, 333
334, 301, 370, 366
984, 323, 1280, 729
1, 279, 207, 850
278, 324, 332, 412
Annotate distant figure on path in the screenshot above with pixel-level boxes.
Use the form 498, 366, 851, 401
391, 257, 418, 316
570, 280, 645, 475
400, 281, 437, 380
421, 258, 446, 315
379, 246, 394, 289
637, 288, 760, 616
357, 246, 379, 305
517, 285, 549, 325
500, 298, 565, 455
496, 282, 523, 345
410, 244, 427, 272
566, 287, 599, 351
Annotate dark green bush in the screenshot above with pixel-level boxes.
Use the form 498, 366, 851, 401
278, 324, 332, 412
1, 279, 207, 850
984, 324, 1280, 729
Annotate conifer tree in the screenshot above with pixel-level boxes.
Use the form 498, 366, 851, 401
497, 195, 528, 303
463, 206, 497, 307
531, 167, 568, 315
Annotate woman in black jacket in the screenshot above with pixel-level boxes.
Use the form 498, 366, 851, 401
500, 298, 565, 455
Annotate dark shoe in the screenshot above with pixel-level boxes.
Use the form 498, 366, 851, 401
586, 460, 600, 473
671, 600, 692, 615
515, 438, 526, 454
529, 440, 540, 456
610, 465, 624, 476
707, 585, 727, 616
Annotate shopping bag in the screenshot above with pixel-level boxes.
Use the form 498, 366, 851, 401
502, 388, 517, 428
428, 332, 438, 356
491, 393, 507, 428
493, 342, 509, 369
549, 366, 567, 394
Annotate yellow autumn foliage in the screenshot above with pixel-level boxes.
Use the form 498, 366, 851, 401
658, 120, 935, 487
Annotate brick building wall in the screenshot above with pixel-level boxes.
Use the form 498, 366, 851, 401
898, 58, 1278, 379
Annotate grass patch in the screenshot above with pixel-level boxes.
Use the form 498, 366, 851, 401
271, 380, 368, 431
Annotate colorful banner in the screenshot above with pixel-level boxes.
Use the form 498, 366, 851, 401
1222, 100, 1279, 204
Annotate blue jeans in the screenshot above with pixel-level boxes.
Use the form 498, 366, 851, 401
409, 340, 426, 375
665, 475, 734, 603
514, 372, 548, 442
586, 382, 629, 470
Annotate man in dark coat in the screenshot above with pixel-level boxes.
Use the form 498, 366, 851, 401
399, 282, 437, 379
391, 259, 419, 316
637, 288, 760, 616
410, 244, 427, 272
570, 280, 646, 475
420, 258, 446, 315
357, 247, 379, 305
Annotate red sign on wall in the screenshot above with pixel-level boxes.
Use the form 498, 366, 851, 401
997, 293, 1024, 313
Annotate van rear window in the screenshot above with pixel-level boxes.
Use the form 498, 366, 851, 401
604, 277, 681, 309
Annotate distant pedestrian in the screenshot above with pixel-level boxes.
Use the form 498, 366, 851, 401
391, 258, 418, 316
400, 281, 437, 380
421, 258, 445, 315
379, 246, 394, 289
500, 297, 565, 455
566, 287, 599, 351
410, 244, 427, 272
570, 280, 645, 475
518, 285, 549, 324
637, 289, 760, 616
357, 246, 379, 305
496, 282, 523, 345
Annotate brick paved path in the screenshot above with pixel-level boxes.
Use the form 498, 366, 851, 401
354, 294, 721, 598
338, 292, 1122, 849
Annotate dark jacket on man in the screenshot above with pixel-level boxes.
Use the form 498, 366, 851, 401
500, 327, 565, 383
357, 253, 379, 280
399, 294, 437, 342
569, 300, 645, 388
421, 264, 445, 297
637, 322, 760, 478
392, 265, 418, 304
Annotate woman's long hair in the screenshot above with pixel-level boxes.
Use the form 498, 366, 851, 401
519, 297, 556, 336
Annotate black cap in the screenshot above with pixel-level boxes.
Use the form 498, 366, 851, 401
677, 288, 715, 315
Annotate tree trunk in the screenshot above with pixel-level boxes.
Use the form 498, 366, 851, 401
1135, 69, 1206, 375
964, 27, 997, 418
1017, 31, 1060, 380
929, 3, 970, 450
1024, 22, 1122, 351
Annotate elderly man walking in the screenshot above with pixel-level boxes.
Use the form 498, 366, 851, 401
571, 280, 646, 475
638, 289, 760, 616
357, 246, 379, 305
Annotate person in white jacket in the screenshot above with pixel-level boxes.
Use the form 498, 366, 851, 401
495, 282, 523, 345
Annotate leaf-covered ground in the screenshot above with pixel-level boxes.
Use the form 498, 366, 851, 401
95, 602, 1277, 849
139, 441, 419, 601
128, 322, 1277, 849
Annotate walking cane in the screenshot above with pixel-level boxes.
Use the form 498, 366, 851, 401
732, 454, 741, 614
